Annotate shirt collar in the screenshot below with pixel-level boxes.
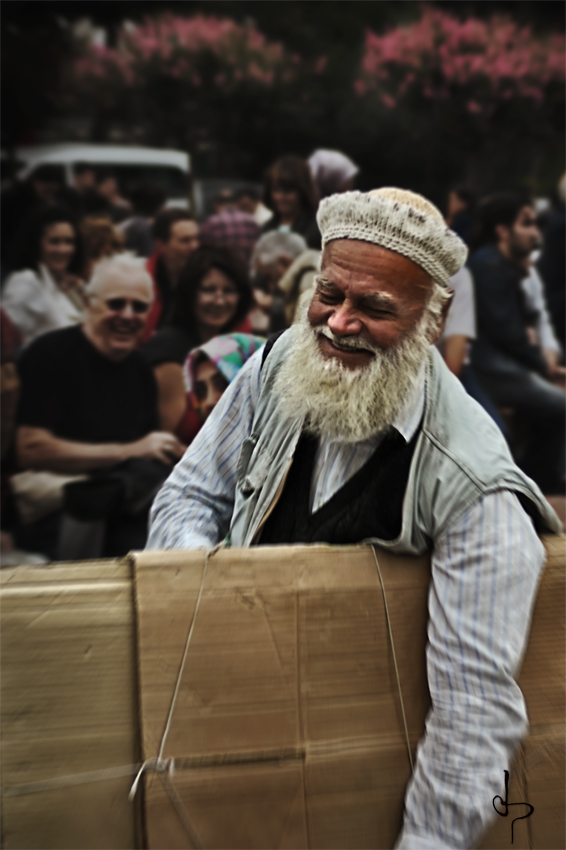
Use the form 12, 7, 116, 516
391, 364, 425, 443
321, 362, 426, 450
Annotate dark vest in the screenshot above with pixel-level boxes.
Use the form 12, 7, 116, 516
259, 425, 421, 546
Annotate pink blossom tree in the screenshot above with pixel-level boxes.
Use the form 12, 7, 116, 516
353, 8, 565, 195
66, 14, 324, 175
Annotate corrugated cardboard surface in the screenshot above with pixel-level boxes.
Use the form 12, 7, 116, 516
1, 560, 140, 850
133, 538, 565, 850
1, 538, 563, 850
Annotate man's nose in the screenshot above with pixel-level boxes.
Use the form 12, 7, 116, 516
120, 302, 136, 318
327, 304, 362, 336
202, 387, 221, 418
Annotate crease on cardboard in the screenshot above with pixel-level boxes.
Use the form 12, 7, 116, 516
131, 539, 564, 850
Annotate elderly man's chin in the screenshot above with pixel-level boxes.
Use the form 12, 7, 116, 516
272, 313, 430, 443
104, 322, 144, 358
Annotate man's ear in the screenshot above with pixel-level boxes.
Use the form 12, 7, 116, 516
276, 255, 293, 277
495, 223, 509, 248
428, 287, 454, 344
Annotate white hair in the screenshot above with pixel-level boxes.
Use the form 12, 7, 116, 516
272, 283, 448, 443
86, 252, 153, 300
251, 231, 308, 270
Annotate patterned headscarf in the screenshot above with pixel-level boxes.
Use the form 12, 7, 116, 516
184, 333, 265, 396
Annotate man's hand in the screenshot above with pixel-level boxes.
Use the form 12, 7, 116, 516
543, 348, 566, 387
125, 432, 186, 465
16, 426, 186, 474
442, 334, 468, 378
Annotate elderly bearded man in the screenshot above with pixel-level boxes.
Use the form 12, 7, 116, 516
148, 189, 560, 849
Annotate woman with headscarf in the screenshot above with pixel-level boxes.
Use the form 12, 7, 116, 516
175, 333, 265, 445
308, 149, 359, 200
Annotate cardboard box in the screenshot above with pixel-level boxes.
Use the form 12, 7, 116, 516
133, 540, 565, 850
1, 537, 564, 849
1, 560, 141, 850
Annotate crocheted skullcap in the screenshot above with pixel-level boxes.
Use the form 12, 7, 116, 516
317, 187, 468, 286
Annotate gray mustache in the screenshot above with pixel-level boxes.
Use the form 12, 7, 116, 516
316, 327, 377, 354
108, 318, 143, 333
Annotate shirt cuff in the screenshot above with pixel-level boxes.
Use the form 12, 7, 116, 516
395, 831, 454, 849
145, 533, 218, 551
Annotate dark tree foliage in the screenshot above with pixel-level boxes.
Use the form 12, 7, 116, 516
2, 1, 564, 202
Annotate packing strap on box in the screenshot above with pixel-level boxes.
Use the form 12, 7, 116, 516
3, 538, 562, 850
128, 542, 414, 848
2, 541, 415, 850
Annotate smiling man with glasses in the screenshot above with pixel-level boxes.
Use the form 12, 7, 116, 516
15, 253, 185, 561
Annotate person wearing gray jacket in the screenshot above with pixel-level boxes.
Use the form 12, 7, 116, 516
148, 188, 560, 850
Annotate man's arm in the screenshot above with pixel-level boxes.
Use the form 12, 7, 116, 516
469, 255, 549, 375
440, 267, 474, 378
443, 335, 468, 377
147, 348, 263, 550
16, 426, 185, 474
521, 267, 566, 383
396, 490, 545, 849
521, 265, 561, 355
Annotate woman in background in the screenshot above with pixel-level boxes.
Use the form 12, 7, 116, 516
308, 149, 359, 200
262, 155, 320, 249
177, 333, 265, 444
2, 206, 85, 347
141, 246, 253, 432
79, 216, 124, 282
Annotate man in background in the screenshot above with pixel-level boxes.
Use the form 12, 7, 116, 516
144, 208, 200, 338
200, 189, 260, 266
235, 185, 273, 226
1, 164, 65, 274
249, 230, 316, 333
469, 192, 565, 493
14, 253, 184, 560
119, 180, 166, 258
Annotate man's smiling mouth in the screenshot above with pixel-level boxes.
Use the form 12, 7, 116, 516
317, 329, 375, 355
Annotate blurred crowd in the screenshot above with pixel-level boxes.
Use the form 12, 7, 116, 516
0, 149, 564, 564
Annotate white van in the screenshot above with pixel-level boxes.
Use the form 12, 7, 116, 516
11, 143, 192, 208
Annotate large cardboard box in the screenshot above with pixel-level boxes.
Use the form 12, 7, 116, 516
1, 538, 564, 849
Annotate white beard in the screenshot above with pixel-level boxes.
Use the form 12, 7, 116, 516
272, 308, 436, 443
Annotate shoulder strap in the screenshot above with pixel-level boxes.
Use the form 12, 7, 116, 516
261, 330, 285, 370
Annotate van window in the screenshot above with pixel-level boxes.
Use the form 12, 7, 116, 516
95, 165, 189, 199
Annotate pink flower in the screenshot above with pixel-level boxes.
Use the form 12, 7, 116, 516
356, 7, 563, 110
467, 100, 482, 114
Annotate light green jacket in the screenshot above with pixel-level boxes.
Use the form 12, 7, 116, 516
229, 326, 561, 550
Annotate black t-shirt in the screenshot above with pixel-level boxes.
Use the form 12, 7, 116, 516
140, 326, 199, 368
17, 325, 159, 443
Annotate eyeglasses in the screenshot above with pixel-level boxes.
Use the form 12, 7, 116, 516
197, 286, 239, 300
105, 298, 150, 314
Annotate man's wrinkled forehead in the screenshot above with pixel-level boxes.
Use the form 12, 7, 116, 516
320, 238, 434, 297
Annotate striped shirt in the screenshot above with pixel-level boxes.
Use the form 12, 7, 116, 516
148, 348, 546, 850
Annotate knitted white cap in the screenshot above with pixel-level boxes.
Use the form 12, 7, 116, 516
317, 187, 468, 286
